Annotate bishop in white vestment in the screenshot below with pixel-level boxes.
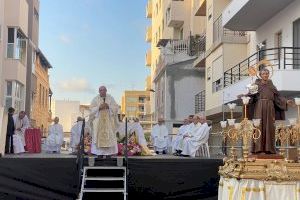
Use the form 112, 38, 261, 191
151, 118, 169, 154
45, 117, 64, 153
89, 86, 119, 156
13, 111, 30, 154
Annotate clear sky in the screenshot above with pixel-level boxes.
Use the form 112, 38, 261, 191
39, 0, 150, 104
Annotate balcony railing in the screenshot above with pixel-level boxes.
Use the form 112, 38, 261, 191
213, 15, 247, 45
146, 0, 152, 18
195, 90, 205, 114
189, 33, 206, 57
154, 39, 191, 79
224, 47, 300, 87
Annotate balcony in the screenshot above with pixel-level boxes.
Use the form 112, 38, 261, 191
166, 0, 184, 28
223, 47, 300, 103
154, 39, 193, 80
145, 50, 151, 67
213, 15, 248, 47
222, 0, 295, 31
195, 90, 205, 114
190, 33, 206, 68
193, 0, 206, 16
145, 26, 152, 43
146, 0, 152, 18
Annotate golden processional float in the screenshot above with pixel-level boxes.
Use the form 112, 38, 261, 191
218, 60, 300, 200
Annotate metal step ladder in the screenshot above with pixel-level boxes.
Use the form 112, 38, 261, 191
78, 166, 127, 200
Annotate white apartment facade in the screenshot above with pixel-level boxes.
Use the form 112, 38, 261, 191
146, 0, 206, 131
221, 0, 300, 119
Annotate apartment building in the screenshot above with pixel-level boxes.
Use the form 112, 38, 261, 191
146, 0, 207, 131
220, 0, 300, 120
121, 90, 152, 130
31, 50, 52, 137
190, 0, 250, 124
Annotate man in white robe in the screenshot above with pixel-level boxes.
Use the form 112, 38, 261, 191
173, 115, 195, 155
151, 118, 169, 154
13, 111, 30, 154
45, 117, 64, 153
70, 116, 83, 153
89, 86, 119, 156
172, 118, 189, 155
181, 115, 210, 157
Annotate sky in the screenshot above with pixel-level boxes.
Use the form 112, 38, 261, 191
39, 0, 150, 104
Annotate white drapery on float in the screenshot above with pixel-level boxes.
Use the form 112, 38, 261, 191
218, 176, 300, 200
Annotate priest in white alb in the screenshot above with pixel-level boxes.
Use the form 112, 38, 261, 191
70, 116, 83, 153
89, 86, 119, 156
151, 118, 169, 154
181, 114, 210, 157
45, 117, 64, 153
13, 111, 30, 154
172, 118, 189, 155
173, 115, 195, 155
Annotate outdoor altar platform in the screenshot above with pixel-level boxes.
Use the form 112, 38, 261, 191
0, 153, 222, 200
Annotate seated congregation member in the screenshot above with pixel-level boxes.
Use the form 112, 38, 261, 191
172, 115, 194, 155
13, 111, 30, 154
180, 115, 210, 157
45, 117, 64, 153
151, 118, 169, 155
70, 117, 83, 153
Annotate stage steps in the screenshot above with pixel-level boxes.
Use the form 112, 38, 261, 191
78, 166, 127, 200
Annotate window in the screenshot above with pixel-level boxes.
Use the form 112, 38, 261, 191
126, 97, 138, 103
207, 67, 211, 81
180, 27, 184, 40
39, 84, 42, 105
34, 8, 39, 21
0, 25, 2, 41
5, 81, 24, 113
126, 106, 136, 112
32, 50, 36, 73
212, 78, 223, 93
7, 27, 27, 64
275, 31, 282, 60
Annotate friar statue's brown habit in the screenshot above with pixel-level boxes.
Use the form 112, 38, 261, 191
247, 79, 288, 154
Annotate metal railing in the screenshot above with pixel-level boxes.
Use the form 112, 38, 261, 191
224, 47, 300, 87
189, 33, 206, 57
195, 90, 205, 114
213, 15, 247, 44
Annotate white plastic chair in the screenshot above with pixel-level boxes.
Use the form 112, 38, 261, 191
195, 126, 211, 158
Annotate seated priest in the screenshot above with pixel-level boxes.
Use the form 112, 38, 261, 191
13, 111, 30, 154
151, 118, 169, 155
44, 117, 64, 153
172, 115, 194, 155
70, 116, 83, 153
180, 114, 210, 157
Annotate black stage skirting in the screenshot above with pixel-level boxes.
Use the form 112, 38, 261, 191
0, 157, 222, 200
